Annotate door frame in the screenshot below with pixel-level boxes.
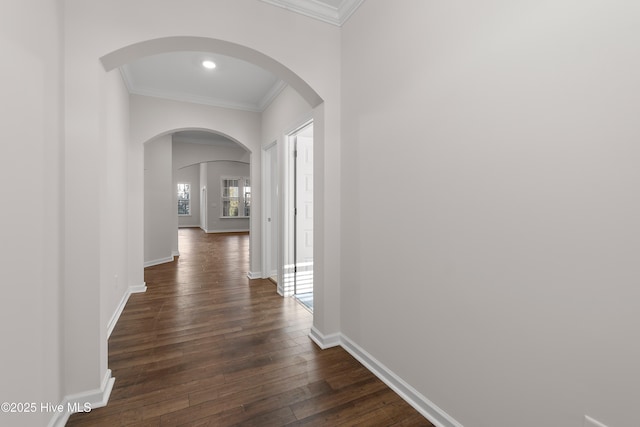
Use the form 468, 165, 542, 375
261, 140, 281, 289
284, 118, 314, 298
200, 185, 207, 232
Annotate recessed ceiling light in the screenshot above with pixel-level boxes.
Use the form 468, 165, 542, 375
202, 60, 216, 69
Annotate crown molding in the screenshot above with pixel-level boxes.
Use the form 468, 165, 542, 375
172, 134, 240, 148
128, 86, 266, 112
260, 0, 365, 26
120, 66, 286, 113
258, 80, 287, 111
337, 0, 366, 25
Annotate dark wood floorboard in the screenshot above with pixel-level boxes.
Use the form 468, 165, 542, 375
67, 229, 433, 427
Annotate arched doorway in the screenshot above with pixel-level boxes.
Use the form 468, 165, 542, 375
142, 129, 251, 269
102, 37, 330, 337
100, 37, 322, 107
62, 3, 341, 408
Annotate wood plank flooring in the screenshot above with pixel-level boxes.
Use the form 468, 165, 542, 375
67, 229, 433, 426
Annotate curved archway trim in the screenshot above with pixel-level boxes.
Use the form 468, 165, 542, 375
143, 127, 252, 153
100, 36, 323, 108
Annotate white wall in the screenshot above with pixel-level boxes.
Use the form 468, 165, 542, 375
0, 0, 63, 425
262, 86, 313, 145
341, 1, 640, 426
101, 69, 131, 351
144, 136, 174, 266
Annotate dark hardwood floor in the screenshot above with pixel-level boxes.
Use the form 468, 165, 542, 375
67, 229, 433, 426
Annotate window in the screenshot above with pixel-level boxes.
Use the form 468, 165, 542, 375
222, 177, 250, 217
177, 183, 191, 215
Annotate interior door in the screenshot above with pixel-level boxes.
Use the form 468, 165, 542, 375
294, 124, 313, 309
264, 143, 278, 284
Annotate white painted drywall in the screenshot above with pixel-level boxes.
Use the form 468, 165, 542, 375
341, 1, 640, 426
0, 0, 63, 425
144, 136, 174, 266
100, 68, 131, 366
262, 86, 313, 145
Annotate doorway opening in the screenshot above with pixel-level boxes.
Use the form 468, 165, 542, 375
263, 141, 279, 288
285, 121, 313, 310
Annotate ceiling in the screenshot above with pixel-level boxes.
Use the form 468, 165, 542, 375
121, 51, 286, 113
119, 0, 364, 145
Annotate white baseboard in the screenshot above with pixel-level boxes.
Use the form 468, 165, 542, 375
204, 229, 250, 234
309, 327, 341, 349
308, 327, 462, 427
247, 271, 262, 279
107, 283, 147, 338
171, 250, 180, 257
143, 256, 174, 268
129, 282, 147, 294
47, 369, 115, 427
339, 334, 462, 427
178, 225, 200, 228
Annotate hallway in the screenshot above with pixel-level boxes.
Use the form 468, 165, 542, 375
67, 229, 431, 426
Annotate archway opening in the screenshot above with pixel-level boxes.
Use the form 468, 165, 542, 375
100, 36, 323, 108
143, 129, 251, 270
105, 35, 325, 333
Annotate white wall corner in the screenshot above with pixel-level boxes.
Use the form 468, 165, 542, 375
340, 334, 463, 427
143, 255, 174, 268
309, 327, 341, 349
337, 0, 366, 25
107, 283, 147, 338
171, 250, 180, 257
130, 282, 147, 294
258, 80, 288, 111
247, 271, 263, 279
47, 369, 115, 427
107, 291, 129, 339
